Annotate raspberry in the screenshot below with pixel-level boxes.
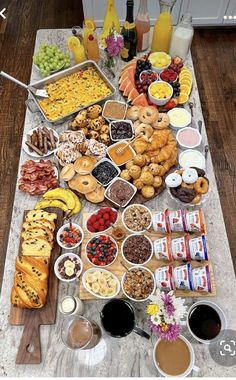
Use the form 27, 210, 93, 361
97, 210, 103, 218
98, 225, 104, 232
103, 207, 111, 214
89, 215, 97, 224
105, 220, 111, 228
93, 222, 100, 230
98, 218, 105, 226
88, 226, 96, 232
103, 213, 110, 221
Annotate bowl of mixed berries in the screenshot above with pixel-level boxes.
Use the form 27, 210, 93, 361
85, 234, 118, 267
86, 207, 118, 234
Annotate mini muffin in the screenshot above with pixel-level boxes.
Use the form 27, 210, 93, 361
133, 154, 146, 167
133, 178, 144, 190
141, 185, 155, 199
120, 169, 132, 182
149, 163, 160, 176
87, 105, 102, 119
153, 176, 162, 188
140, 172, 154, 186
129, 165, 142, 180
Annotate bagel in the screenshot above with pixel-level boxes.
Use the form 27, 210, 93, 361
195, 177, 209, 194
68, 174, 97, 194
126, 106, 141, 121
152, 113, 170, 130
74, 156, 96, 175
85, 183, 105, 203
139, 106, 159, 124
135, 123, 154, 139
60, 163, 75, 181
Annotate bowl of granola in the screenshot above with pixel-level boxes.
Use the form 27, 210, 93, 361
122, 204, 152, 234
121, 266, 155, 302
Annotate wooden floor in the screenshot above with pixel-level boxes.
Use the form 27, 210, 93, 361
0, 2, 235, 290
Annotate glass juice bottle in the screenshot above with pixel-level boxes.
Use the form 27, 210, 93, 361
102, 0, 120, 37
169, 14, 194, 60
151, 0, 176, 53
121, 0, 137, 62
135, 0, 150, 52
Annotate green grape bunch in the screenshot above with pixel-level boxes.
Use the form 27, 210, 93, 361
33, 43, 71, 77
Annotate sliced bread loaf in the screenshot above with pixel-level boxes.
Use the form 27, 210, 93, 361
25, 210, 57, 223
22, 227, 54, 243
22, 238, 52, 258
23, 219, 55, 232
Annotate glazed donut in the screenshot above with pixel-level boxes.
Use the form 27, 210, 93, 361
139, 106, 159, 124
152, 113, 170, 130
181, 181, 194, 189
195, 177, 209, 194
191, 194, 202, 205
135, 123, 154, 139
126, 106, 141, 121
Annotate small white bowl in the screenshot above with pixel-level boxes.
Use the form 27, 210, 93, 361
176, 127, 202, 150
105, 178, 137, 208
102, 100, 128, 121
82, 268, 120, 299
139, 69, 158, 83
56, 223, 84, 250
121, 234, 153, 266
85, 207, 119, 234
149, 52, 171, 74
91, 157, 121, 187
167, 107, 192, 130
54, 253, 83, 282
85, 234, 118, 268
148, 81, 173, 106
122, 203, 152, 234
109, 119, 134, 142
121, 266, 156, 303
179, 149, 206, 170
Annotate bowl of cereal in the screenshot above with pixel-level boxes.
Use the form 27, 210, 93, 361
121, 234, 153, 266
122, 204, 152, 234
82, 268, 120, 299
121, 266, 155, 302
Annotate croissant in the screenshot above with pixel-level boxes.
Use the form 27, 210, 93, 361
132, 137, 148, 154
11, 257, 49, 309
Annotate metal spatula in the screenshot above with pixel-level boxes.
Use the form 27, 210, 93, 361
0, 71, 49, 98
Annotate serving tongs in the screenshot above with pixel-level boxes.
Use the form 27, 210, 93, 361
0, 71, 49, 99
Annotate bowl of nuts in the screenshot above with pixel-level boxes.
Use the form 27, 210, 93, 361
121, 266, 155, 302
122, 204, 152, 234
121, 234, 153, 266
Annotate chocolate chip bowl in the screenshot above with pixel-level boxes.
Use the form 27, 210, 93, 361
121, 234, 153, 266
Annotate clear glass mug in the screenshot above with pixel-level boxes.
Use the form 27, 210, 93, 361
61, 315, 101, 350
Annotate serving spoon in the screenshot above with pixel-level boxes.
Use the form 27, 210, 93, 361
0, 71, 49, 98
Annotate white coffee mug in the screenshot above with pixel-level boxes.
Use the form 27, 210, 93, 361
185, 300, 227, 344
153, 334, 200, 377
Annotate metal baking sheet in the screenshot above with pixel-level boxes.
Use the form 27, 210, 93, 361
30, 60, 117, 125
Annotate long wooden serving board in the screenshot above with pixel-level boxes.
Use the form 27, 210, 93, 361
9, 208, 63, 365
79, 212, 216, 300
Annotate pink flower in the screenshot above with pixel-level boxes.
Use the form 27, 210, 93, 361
149, 319, 181, 341
162, 293, 175, 317
105, 34, 124, 57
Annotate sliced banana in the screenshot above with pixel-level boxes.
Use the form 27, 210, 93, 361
108, 279, 117, 288
99, 286, 108, 297
98, 277, 107, 287
64, 260, 75, 268
86, 273, 95, 283
86, 282, 92, 290
92, 282, 100, 293
107, 287, 116, 296
65, 267, 74, 276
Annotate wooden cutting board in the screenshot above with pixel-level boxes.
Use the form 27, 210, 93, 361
9, 208, 63, 365
80, 212, 216, 300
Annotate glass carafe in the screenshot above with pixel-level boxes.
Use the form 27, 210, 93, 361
151, 0, 176, 53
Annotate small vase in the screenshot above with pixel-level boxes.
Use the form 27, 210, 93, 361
103, 52, 118, 79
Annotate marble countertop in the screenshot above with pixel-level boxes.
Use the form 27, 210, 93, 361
0, 29, 236, 377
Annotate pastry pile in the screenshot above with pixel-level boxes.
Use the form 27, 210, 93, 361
121, 105, 178, 198
11, 210, 57, 309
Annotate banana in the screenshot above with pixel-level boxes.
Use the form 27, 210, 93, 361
35, 199, 69, 212
98, 277, 107, 287
92, 282, 100, 293
108, 279, 117, 288
43, 188, 75, 210
66, 189, 81, 216
64, 260, 75, 269
86, 273, 95, 284
99, 286, 108, 297
107, 287, 116, 296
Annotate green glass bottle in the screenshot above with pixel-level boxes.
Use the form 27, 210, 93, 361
121, 0, 137, 62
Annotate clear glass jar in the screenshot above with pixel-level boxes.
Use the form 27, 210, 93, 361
169, 14, 194, 60
59, 295, 84, 316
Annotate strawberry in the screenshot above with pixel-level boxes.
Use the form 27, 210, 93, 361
165, 99, 176, 110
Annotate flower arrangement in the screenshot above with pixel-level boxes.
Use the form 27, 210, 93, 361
104, 30, 124, 72
146, 289, 187, 341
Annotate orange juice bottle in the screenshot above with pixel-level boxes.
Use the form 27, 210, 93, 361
151, 0, 176, 53
86, 32, 100, 62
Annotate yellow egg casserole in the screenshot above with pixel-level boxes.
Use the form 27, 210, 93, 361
39, 67, 112, 121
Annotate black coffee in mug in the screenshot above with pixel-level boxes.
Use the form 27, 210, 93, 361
101, 299, 135, 337
188, 304, 221, 340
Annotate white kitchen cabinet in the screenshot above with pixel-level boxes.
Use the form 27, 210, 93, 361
82, 0, 182, 26
180, 0, 230, 25
223, 0, 236, 24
